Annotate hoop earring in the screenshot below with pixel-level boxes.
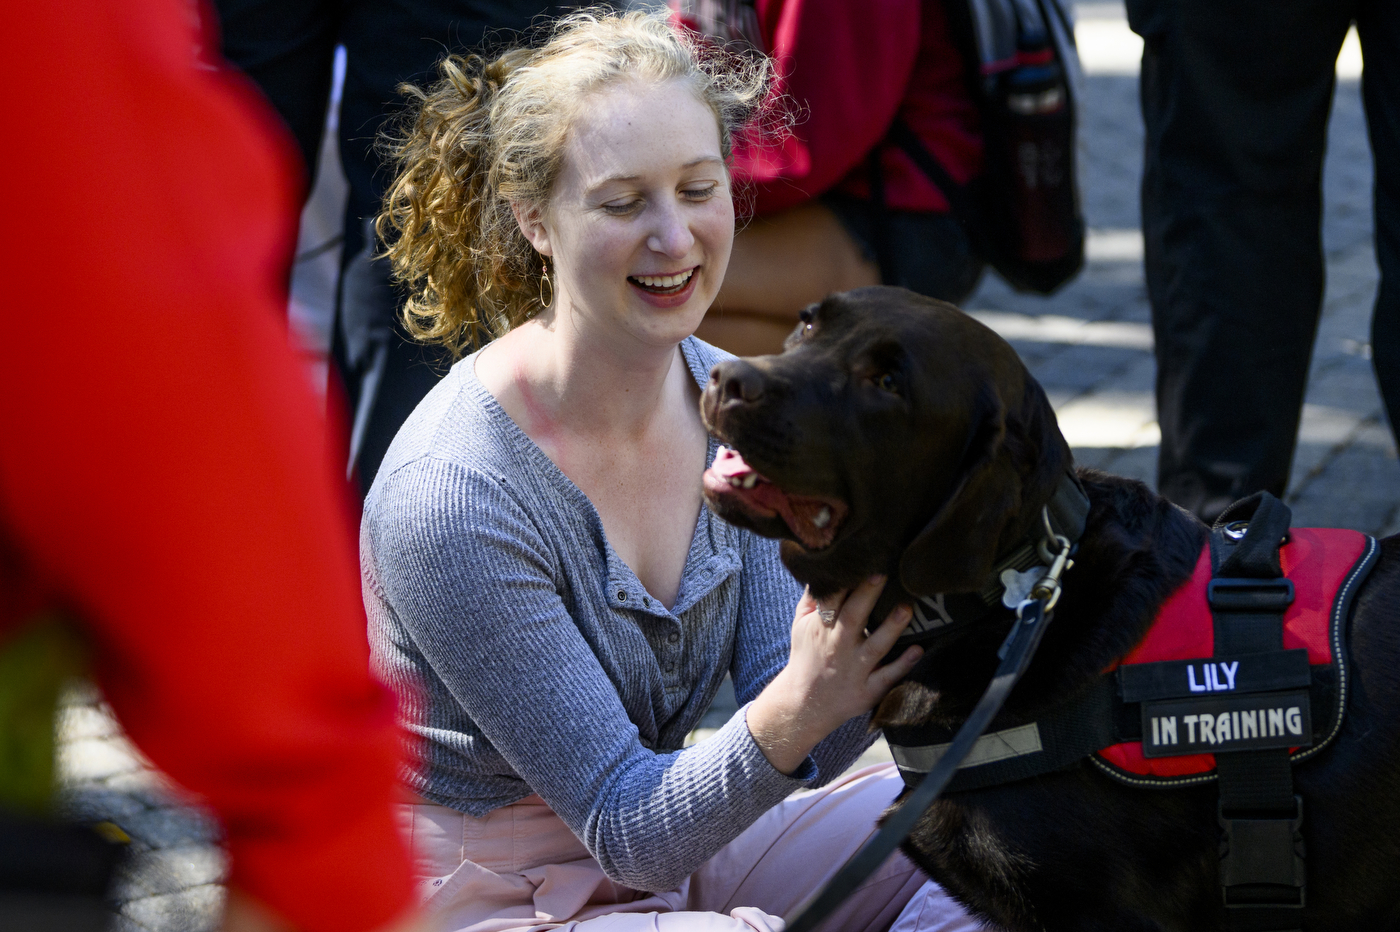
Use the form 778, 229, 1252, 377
539, 259, 554, 309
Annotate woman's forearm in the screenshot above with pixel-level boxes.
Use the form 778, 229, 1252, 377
745, 666, 833, 774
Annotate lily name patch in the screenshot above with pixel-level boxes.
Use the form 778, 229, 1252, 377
1118, 649, 1311, 703
1140, 690, 1312, 758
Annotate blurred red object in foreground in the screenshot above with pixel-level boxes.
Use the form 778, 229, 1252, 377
0, 3, 415, 931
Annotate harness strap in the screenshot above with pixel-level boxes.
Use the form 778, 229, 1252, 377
878, 497, 1375, 927
888, 676, 1119, 790
1209, 493, 1304, 931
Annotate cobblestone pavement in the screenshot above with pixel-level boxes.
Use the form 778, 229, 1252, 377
55, 683, 227, 932
55, 7, 1392, 929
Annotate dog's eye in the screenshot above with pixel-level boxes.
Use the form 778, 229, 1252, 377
876, 373, 899, 395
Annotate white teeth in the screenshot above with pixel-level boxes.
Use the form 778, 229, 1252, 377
729, 477, 743, 488
633, 270, 694, 288
742, 474, 758, 489
813, 506, 832, 529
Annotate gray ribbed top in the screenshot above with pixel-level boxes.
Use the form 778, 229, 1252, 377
361, 337, 874, 892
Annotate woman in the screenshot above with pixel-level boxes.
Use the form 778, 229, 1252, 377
364, 11, 983, 931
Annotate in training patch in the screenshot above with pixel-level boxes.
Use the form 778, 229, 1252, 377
1140, 690, 1312, 758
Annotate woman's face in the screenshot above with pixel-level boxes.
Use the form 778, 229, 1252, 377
521, 77, 734, 349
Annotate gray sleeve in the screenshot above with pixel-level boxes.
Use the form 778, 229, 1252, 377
367, 457, 816, 892
728, 532, 879, 786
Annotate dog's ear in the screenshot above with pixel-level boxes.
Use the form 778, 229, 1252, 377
899, 375, 1070, 596
898, 389, 1017, 596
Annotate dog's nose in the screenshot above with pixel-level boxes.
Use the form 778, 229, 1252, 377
710, 360, 766, 406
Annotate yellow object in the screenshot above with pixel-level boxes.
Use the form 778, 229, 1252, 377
0, 614, 87, 812
91, 820, 132, 844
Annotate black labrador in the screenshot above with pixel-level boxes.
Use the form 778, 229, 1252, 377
699, 286, 1400, 931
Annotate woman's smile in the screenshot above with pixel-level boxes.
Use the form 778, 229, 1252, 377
629, 266, 700, 305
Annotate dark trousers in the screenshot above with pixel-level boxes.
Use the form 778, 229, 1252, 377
215, 0, 568, 494
1128, 0, 1400, 522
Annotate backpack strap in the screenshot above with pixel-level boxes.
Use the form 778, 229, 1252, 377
864, 117, 994, 289
1208, 492, 1305, 932
884, 119, 982, 226
865, 149, 899, 287
884, 118, 989, 256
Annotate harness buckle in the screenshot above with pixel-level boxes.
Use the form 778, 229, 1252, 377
1207, 578, 1295, 613
1218, 796, 1306, 910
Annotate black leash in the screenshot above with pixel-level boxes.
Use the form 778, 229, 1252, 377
784, 522, 1074, 932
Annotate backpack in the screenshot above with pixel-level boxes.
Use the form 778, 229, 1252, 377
883, 0, 1086, 294
676, 0, 1087, 296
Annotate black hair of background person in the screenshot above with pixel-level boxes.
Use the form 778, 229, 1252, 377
214, 0, 582, 496
1127, 0, 1400, 524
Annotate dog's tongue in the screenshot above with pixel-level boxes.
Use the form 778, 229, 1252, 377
706, 447, 788, 512
704, 447, 842, 550
709, 445, 752, 482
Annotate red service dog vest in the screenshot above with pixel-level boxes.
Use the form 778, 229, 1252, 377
1092, 527, 1375, 786
887, 527, 1379, 793
881, 509, 1379, 930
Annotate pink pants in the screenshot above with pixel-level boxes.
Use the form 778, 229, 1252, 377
398, 763, 986, 932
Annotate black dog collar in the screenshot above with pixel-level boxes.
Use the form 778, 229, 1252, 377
899, 470, 1091, 644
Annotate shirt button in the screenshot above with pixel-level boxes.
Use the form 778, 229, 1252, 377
665, 662, 675, 674
618, 590, 628, 602
668, 632, 680, 644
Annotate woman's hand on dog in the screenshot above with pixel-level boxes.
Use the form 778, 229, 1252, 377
745, 575, 923, 775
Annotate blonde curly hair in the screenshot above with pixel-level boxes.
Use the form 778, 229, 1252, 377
376, 9, 773, 358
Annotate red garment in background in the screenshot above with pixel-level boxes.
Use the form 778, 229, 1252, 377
0, 3, 414, 932
731, 0, 982, 216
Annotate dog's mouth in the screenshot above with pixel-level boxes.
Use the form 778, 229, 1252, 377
702, 446, 848, 550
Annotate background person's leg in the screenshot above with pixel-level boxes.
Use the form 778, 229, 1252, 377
1359, 0, 1400, 442
333, 0, 570, 493
212, 0, 340, 192
1131, 0, 1355, 522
